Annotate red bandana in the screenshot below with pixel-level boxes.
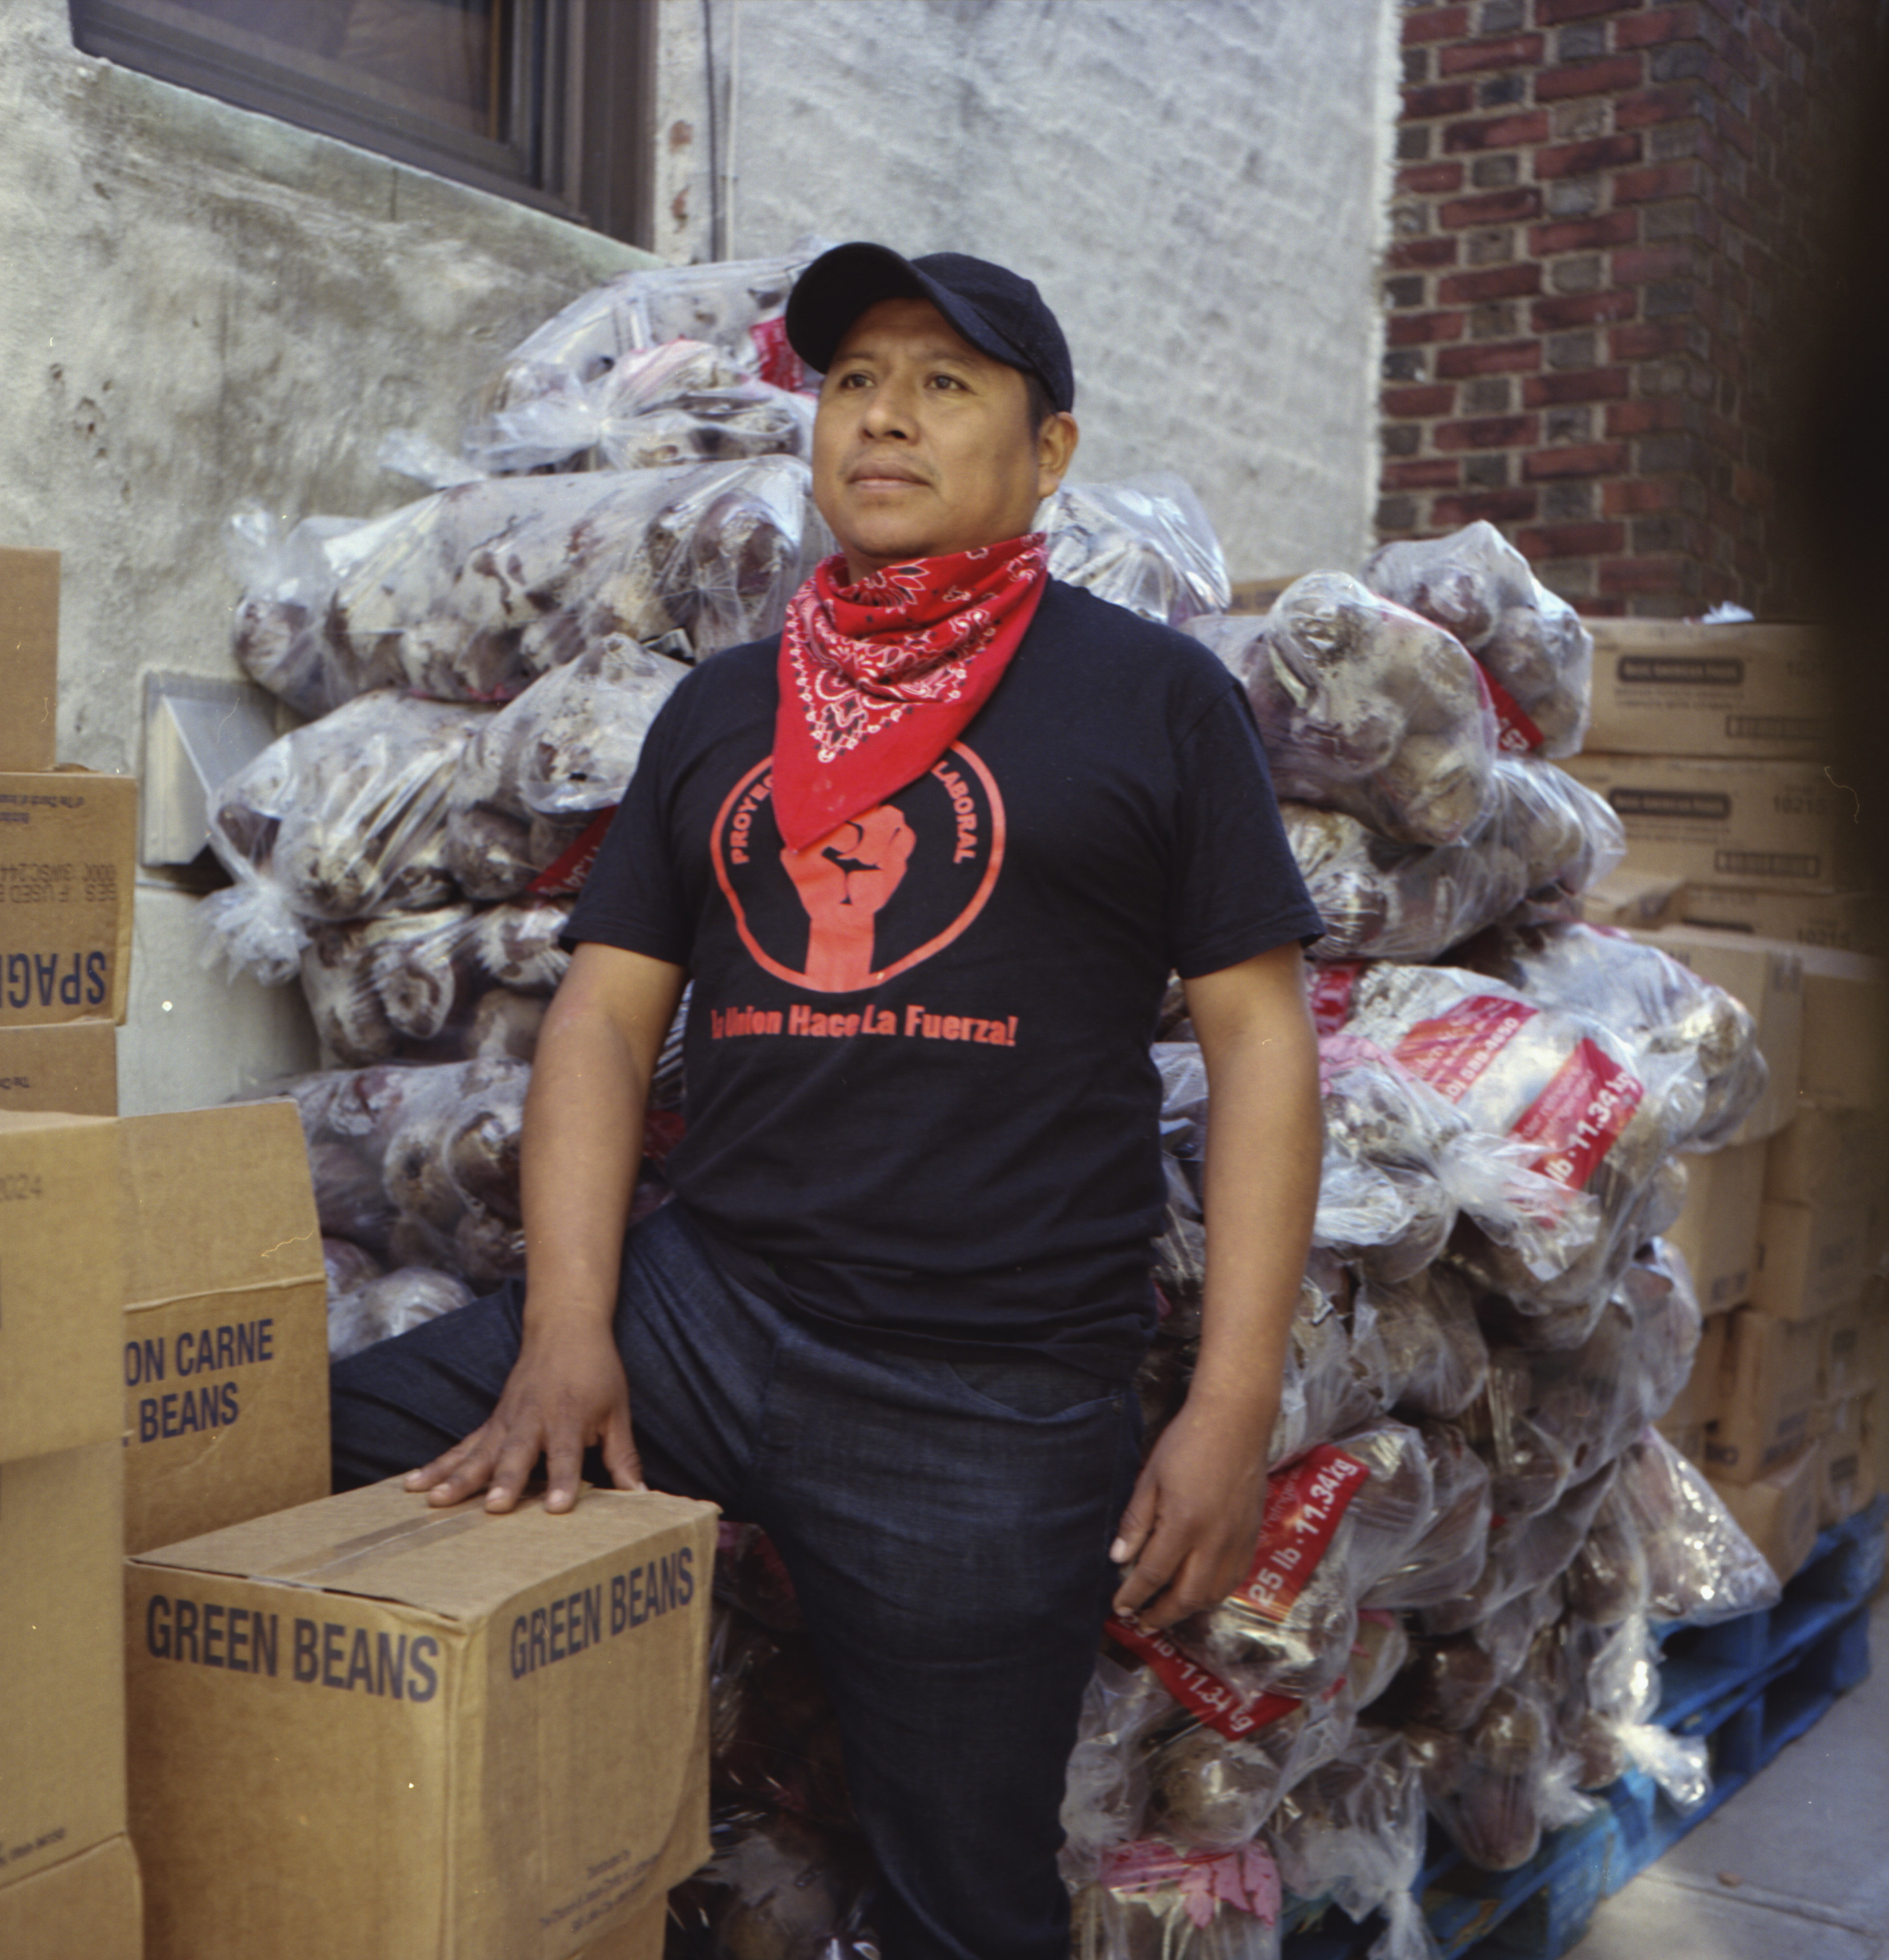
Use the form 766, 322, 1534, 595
771, 534, 1048, 850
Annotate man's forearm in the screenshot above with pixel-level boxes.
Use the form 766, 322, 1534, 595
518, 947, 684, 1329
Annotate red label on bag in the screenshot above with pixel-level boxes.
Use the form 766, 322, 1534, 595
1235, 1443, 1370, 1619
1099, 1840, 1282, 1929
1307, 962, 1365, 1036
1104, 1616, 1298, 1739
1510, 1035, 1644, 1190
1479, 668, 1546, 753
527, 806, 617, 898
750, 315, 807, 391
1394, 992, 1536, 1103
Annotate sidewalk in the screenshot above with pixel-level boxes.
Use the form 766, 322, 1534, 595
1567, 1588, 1889, 1960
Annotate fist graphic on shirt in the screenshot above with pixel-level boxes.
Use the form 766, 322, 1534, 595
780, 805, 915, 990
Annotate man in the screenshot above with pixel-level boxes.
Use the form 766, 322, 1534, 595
332, 242, 1323, 1960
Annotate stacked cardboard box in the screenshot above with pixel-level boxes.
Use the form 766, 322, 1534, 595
1572, 619, 1885, 1576
0, 1111, 142, 1956
0, 547, 127, 1118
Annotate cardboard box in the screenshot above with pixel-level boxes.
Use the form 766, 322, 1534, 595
1766, 1100, 1886, 1211
0, 1835, 141, 1957
1666, 1137, 1766, 1313
1794, 945, 1886, 1109
1576, 866, 1685, 931
1635, 926, 1803, 1141
1709, 1437, 1823, 1582
120, 1102, 330, 1556
1660, 1311, 1726, 1431
1653, 1418, 1707, 1466
0, 1110, 121, 1463
1563, 752, 1869, 892
0, 548, 58, 776
1822, 1291, 1877, 1400
1818, 1390, 1875, 1526
0, 771, 135, 1026
1704, 1305, 1826, 1482
1751, 1198, 1871, 1322
127, 1479, 717, 1960
1666, 883, 1884, 955
0, 1019, 116, 1115
573, 1893, 667, 1960
1, 1441, 128, 1891
1583, 619, 1835, 758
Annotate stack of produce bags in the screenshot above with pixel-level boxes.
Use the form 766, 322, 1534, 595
202, 240, 1788, 1953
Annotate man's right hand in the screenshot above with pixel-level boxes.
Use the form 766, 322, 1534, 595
404, 1313, 645, 1514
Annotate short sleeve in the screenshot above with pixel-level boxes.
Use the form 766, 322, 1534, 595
562, 697, 696, 967
1166, 681, 1324, 979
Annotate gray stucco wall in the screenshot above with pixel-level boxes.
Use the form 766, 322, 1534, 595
0, 0, 653, 1115
1, 0, 1395, 1118
653, 0, 1400, 584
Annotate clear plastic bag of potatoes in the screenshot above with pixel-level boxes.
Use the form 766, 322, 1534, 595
1460, 920, 1765, 1151
1285, 759, 1624, 965
444, 640, 687, 900
231, 459, 818, 715
1189, 574, 1499, 848
298, 898, 572, 1066
1361, 520, 1593, 759
1042, 474, 1232, 626
1267, 1729, 1443, 1960
202, 692, 488, 983
283, 1056, 530, 1286
1073, 1838, 1284, 1960
327, 1266, 474, 1362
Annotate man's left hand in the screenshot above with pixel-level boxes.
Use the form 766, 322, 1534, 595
1108, 1386, 1268, 1631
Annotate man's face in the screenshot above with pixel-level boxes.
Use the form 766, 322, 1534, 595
811, 296, 1077, 580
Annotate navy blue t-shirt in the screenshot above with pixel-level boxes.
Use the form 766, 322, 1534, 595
567, 580, 1322, 1380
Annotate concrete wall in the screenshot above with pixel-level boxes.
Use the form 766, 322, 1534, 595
0, 0, 652, 1115
0, 0, 1396, 1118
653, 0, 1402, 584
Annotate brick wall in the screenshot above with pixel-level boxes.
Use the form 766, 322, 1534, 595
1378, 0, 1875, 616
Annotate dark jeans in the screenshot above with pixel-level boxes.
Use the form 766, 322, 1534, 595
330, 1201, 1142, 1960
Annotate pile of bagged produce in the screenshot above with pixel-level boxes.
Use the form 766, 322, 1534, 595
203, 252, 1786, 1959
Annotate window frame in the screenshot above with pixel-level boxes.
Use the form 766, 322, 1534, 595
68, 0, 655, 246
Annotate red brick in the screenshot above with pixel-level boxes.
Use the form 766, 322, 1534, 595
1606, 399, 1692, 436
1612, 161, 1705, 203
1434, 414, 1540, 451
1387, 310, 1470, 346
1611, 242, 1706, 284
1404, 5, 1473, 44
1609, 320, 1707, 360
1517, 521, 1628, 558
1406, 82, 1477, 118
1439, 187, 1543, 228
1615, 5, 1705, 47
1436, 338, 1543, 378
1615, 85, 1710, 130
1431, 489, 1540, 527
1397, 161, 1468, 195
1534, 55, 1647, 100
1385, 462, 1464, 494
1522, 368, 1632, 406
1599, 556, 1693, 595
1438, 33, 1546, 74
1529, 211, 1639, 254
1437, 263, 1544, 304
1540, 0, 1639, 21
1602, 477, 1687, 515
1383, 384, 1457, 418
1389, 237, 1462, 270
1444, 111, 1553, 153
1530, 291, 1640, 329
1523, 442, 1631, 478
1534, 134, 1645, 178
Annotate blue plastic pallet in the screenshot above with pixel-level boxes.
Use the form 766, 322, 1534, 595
1278, 1497, 1884, 1960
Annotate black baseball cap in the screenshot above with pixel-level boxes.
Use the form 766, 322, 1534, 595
785, 242, 1075, 413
